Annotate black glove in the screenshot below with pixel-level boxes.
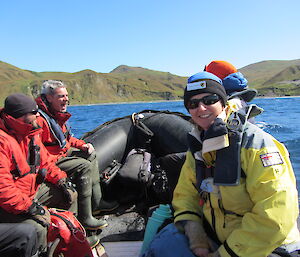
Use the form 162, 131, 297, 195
27, 202, 51, 227
57, 178, 78, 205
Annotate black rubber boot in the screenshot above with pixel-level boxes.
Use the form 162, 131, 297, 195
77, 176, 108, 230
92, 181, 119, 215
93, 199, 120, 216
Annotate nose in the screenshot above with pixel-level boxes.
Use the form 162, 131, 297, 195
196, 102, 207, 111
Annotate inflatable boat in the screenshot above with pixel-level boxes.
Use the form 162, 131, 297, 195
82, 110, 193, 207
81, 110, 193, 243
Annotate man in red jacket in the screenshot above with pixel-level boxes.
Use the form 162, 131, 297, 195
36, 80, 118, 233
0, 93, 77, 255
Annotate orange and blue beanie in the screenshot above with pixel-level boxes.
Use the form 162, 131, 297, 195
205, 60, 256, 102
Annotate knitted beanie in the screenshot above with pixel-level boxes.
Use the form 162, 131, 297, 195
205, 60, 257, 102
4, 93, 38, 118
205, 60, 237, 79
184, 71, 227, 110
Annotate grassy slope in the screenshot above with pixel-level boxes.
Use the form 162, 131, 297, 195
240, 59, 300, 96
0, 62, 187, 105
0, 59, 299, 105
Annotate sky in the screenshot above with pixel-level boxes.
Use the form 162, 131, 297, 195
1, 0, 300, 77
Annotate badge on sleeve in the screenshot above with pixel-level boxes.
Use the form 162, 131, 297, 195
260, 152, 283, 167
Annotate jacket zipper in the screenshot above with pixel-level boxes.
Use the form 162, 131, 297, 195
208, 194, 216, 233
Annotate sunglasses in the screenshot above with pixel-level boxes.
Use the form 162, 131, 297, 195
31, 110, 38, 115
187, 94, 220, 109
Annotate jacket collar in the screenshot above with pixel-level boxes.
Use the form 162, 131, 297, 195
190, 103, 263, 156
189, 109, 229, 158
0, 109, 41, 139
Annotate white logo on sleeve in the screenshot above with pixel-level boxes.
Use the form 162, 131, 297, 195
260, 152, 283, 167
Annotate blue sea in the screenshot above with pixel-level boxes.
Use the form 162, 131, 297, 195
68, 97, 300, 190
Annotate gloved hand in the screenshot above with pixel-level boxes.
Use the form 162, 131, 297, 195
184, 220, 210, 257
81, 143, 95, 155
57, 178, 78, 205
28, 202, 51, 227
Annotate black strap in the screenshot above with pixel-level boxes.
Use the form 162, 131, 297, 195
51, 212, 76, 232
224, 240, 239, 257
27, 137, 41, 173
174, 210, 202, 220
133, 120, 154, 151
11, 154, 35, 179
202, 216, 222, 247
50, 211, 87, 243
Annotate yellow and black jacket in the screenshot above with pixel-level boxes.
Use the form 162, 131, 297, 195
173, 103, 300, 257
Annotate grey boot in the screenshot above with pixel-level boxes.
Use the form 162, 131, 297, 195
77, 175, 108, 230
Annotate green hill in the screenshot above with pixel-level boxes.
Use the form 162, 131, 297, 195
0, 61, 187, 105
240, 59, 300, 96
0, 59, 299, 105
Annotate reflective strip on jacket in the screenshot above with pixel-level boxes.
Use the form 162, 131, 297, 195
172, 106, 300, 257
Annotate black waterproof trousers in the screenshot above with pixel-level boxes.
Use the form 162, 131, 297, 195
0, 182, 76, 254
0, 223, 38, 257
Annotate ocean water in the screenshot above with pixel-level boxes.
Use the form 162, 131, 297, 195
68, 97, 300, 189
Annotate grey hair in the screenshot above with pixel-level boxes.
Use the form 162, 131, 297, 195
41, 80, 66, 95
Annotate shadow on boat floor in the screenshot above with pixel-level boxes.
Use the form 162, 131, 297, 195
95, 203, 147, 242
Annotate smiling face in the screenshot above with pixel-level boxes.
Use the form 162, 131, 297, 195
46, 87, 69, 113
188, 93, 224, 130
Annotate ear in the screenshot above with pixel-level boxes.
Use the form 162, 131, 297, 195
46, 94, 53, 103
16, 114, 27, 123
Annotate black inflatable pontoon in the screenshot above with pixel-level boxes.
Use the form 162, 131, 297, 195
82, 110, 193, 241
82, 110, 193, 205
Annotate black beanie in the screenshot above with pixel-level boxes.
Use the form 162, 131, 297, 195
4, 93, 38, 118
184, 71, 227, 110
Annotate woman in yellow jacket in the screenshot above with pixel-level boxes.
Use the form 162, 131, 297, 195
142, 71, 300, 257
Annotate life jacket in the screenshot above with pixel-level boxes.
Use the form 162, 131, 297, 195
38, 109, 72, 149
188, 104, 261, 192
47, 208, 93, 257
10, 136, 47, 185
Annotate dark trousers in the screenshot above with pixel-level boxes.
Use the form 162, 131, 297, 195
56, 149, 102, 210
0, 182, 76, 253
0, 223, 38, 257
56, 149, 100, 188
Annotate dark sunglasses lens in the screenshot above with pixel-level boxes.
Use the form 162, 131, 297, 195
32, 110, 38, 115
202, 95, 220, 105
187, 95, 220, 109
187, 99, 199, 109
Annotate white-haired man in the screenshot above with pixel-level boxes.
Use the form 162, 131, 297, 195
35, 80, 118, 239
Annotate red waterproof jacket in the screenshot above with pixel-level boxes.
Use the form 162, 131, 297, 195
35, 97, 86, 162
0, 110, 67, 214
